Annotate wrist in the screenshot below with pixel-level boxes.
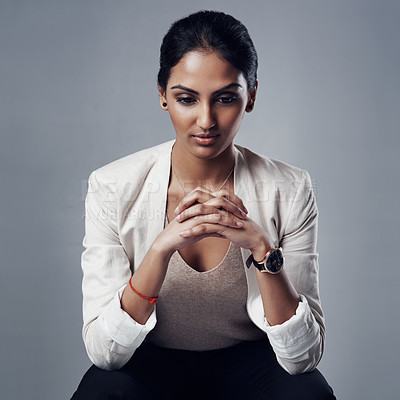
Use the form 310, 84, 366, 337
151, 237, 175, 260
250, 236, 271, 262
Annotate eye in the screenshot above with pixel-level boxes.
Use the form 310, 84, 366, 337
217, 96, 237, 104
176, 97, 196, 105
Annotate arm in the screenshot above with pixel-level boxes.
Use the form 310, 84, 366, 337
255, 169, 324, 374
81, 171, 159, 370
120, 242, 172, 325
174, 170, 324, 374
82, 172, 245, 370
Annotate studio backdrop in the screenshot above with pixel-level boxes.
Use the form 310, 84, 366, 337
0, 1, 398, 399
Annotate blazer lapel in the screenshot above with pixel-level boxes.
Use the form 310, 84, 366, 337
144, 140, 174, 249
234, 145, 265, 330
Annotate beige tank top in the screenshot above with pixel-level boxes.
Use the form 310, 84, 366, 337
145, 216, 266, 350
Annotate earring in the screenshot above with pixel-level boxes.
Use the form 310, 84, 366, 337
247, 103, 253, 110
162, 102, 167, 107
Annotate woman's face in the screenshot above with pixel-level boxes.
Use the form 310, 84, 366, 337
160, 50, 256, 161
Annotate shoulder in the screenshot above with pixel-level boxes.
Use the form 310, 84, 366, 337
234, 144, 308, 184
86, 140, 173, 201
234, 145, 317, 239
90, 140, 173, 182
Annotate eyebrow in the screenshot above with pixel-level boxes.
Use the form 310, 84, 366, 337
170, 83, 243, 95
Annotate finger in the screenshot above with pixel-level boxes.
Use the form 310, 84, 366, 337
206, 232, 225, 239
179, 222, 237, 238
179, 213, 243, 233
174, 188, 215, 215
212, 188, 248, 214
176, 203, 223, 222
199, 212, 243, 228
204, 196, 247, 220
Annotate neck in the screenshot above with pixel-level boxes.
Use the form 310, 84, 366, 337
171, 142, 235, 191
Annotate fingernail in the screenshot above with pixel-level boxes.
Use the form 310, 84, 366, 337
236, 221, 243, 227
174, 206, 179, 214
243, 206, 248, 214
179, 230, 190, 237
176, 214, 181, 221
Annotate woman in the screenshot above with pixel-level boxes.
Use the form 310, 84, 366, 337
72, 10, 335, 399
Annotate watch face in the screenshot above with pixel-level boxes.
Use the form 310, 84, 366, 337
266, 248, 284, 273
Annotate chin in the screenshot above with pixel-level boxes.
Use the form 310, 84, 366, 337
191, 143, 232, 160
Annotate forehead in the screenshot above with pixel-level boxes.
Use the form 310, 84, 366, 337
168, 51, 247, 92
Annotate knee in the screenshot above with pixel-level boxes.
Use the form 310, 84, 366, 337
72, 366, 143, 400
284, 370, 336, 400
309, 371, 336, 400
103, 371, 139, 399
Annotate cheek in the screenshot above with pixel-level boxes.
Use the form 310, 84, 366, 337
168, 108, 191, 130
221, 107, 246, 129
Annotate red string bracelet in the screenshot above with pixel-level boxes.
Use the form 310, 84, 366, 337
129, 277, 158, 304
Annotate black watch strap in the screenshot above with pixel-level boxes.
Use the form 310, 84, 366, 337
245, 248, 284, 274
246, 253, 265, 270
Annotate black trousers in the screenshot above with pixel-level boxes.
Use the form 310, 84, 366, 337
71, 339, 335, 400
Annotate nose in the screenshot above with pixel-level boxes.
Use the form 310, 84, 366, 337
196, 102, 216, 131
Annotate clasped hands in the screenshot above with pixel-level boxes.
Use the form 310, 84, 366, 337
159, 186, 273, 261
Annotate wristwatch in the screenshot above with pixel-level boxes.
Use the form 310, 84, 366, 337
246, 247, 284, 274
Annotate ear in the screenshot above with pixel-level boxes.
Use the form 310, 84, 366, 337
158, 86, 168, 110
245, 80, 258, 113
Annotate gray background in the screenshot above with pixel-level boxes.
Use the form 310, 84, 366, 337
1, 0, 398, 399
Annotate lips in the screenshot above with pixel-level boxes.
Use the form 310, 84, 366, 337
192, 133, 219, 138
191, 133, 219, 145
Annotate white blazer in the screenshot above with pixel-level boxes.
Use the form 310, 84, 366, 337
81, 140, 325, 374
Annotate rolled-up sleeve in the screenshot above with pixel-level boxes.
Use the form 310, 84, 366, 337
264, 169, 325, 375
81, 171, 156, 370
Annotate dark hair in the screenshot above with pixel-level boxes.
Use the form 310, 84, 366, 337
157, 10, 258, 93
